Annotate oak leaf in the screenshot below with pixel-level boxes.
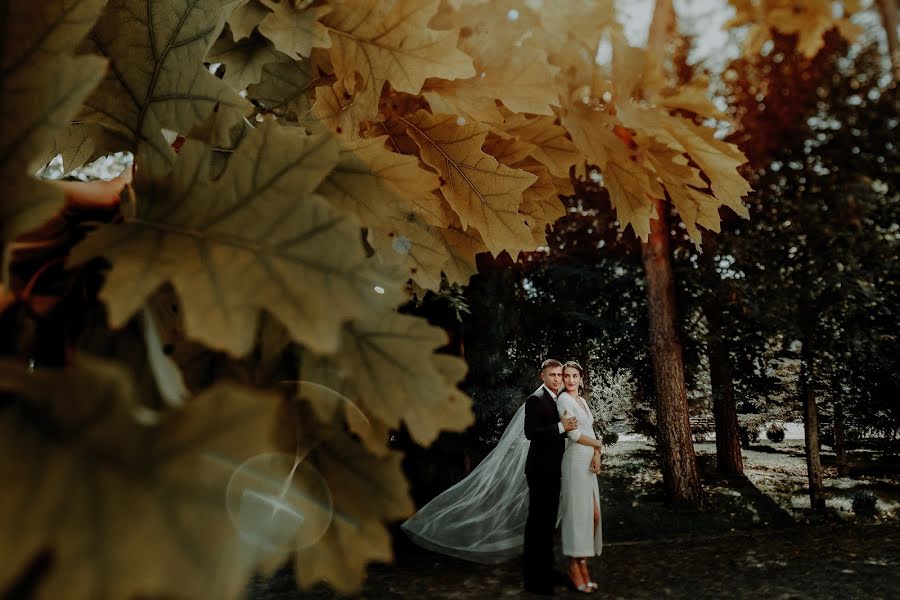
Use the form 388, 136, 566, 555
80, 0, 251, 176
227, 0, 272, 40
0, 0, 107, 272
322, 0, 475, 122
273, 402, 413, 594
247, 60, 322, 118
327, 312, 473, 446
0, 354, 281, 600
69, 120, 402, 357
401, 110, 537, 256
257, 0, 332, 59
208, 29, 289, 92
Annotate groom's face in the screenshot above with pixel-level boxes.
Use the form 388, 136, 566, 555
540, 366, 563, 391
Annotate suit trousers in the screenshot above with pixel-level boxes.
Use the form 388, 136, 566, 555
522, 470, 560, 587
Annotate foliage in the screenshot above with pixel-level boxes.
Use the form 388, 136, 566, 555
0, 1, 758, 598
851, 490, 879, 517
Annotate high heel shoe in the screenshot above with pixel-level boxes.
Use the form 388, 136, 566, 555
577, 558, 598, 591
567, 561, 593, 593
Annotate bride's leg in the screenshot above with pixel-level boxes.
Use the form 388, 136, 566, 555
581, 497, 602, 589
567, 556, 590, 592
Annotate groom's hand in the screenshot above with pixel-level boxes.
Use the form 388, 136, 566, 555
561, 415, 578, 431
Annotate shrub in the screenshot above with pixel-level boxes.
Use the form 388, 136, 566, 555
852, 490, 879, 518
766, 423, 786, 443
602, 431, 619, 446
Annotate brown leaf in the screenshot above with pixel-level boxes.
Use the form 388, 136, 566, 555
208, 29, 290, 92
0, 0, 107, 275
401, 110, 537, 256
322, 0, 475, 122
257, 1, 332, 59
79, 0, 251, 176
0, 354, 281, 600
69, 120, 403, 357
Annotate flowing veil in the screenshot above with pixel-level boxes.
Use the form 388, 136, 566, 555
400, 392, 534, 564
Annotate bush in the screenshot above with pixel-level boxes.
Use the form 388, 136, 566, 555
766, 423, 786, 443
601, 431, 619, 446
852, 490, 879, 518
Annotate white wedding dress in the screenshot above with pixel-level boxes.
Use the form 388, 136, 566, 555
556, 391, 603, 557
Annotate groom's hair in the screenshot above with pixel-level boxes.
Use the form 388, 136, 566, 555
539, 358, 562, 372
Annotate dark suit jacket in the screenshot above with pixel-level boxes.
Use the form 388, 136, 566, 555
523, 386, 566, 478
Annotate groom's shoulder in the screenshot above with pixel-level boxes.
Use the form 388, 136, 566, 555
525, 386, 545, 401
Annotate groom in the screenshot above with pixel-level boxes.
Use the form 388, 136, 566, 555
522, 358, 578, 595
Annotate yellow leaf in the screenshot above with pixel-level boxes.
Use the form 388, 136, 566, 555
308, 80, 370, 138
80, 0, 251, 176
69, 120, 403, 357
317, 312, 474, 446
318, 135, 441, 226
0, 0, 107, 272
0, 354, 281, 600
401, 110, 537, 256
257, 1, 332, 59
498, 112, 583, 178
663, 119, 752, 218
561, 105, 661, 239
519, 164, 566, 244
422, 79, 505, 124
439, 216, 484, 285
322, 0, 475, 121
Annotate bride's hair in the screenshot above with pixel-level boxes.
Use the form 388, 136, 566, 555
562, 361, 586, 394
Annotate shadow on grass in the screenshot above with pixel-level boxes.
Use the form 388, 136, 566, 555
599, 445, 795, 544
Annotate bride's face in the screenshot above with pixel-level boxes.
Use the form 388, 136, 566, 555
563, 367, 581, 393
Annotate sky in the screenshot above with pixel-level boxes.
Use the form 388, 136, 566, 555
616, 0, 739, 71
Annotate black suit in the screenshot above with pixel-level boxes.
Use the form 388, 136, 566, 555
522, 386, 566, 590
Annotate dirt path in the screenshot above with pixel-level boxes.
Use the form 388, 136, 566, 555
247, 520, 900, 599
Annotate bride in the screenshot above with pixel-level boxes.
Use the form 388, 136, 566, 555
401, 359, 604, 591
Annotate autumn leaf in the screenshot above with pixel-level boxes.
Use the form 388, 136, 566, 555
227, 0, 273, 41
79, 0, 251, 176
307, 79, 371, 138
274, 401, 413, 594
0, 0, 107, 274
439, 217, 483, 285
208, 28, 290, 92
257, 0, 332, 59
0, 354, 281, 600
498, 113, 583, 179
323, 312, 473, 446
322, 0, 475, 123
727, 0, 862, 58
247, 59, 322, 118
519, 163, 566, 244
69, 120, 403, 357
401, 110, 537, 256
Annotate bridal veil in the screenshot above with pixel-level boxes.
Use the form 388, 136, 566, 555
400, 394, 532, 563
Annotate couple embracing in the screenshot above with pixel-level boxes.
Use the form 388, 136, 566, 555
402, 358, 604, 595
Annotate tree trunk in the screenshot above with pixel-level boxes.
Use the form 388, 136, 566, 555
637, 0, 703, 506
833, 391, 850, 477
800, 335, 826, 511
642, 197, 703, 505
701, 238, 744, 476
876, 0, 900, 79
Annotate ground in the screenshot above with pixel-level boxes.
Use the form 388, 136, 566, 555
246, 437, 900, 599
